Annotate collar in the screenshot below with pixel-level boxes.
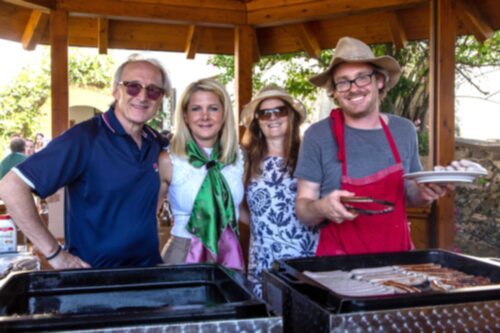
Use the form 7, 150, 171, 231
101, 107, 158, 141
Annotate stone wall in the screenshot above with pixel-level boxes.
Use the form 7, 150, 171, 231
454, 138, 500, 258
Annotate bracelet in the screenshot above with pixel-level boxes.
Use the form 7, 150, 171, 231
45, 244, 63, 261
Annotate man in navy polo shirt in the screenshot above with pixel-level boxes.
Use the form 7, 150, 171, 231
0, 56, 171, 269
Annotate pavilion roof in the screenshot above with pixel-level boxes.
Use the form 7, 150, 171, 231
1, 0, 498, 57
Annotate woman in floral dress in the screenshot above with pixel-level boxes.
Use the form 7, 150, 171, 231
241, 86, 319, 297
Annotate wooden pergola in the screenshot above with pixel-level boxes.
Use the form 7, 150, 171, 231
1, 0, 499, 250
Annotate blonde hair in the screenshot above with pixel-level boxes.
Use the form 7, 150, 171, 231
171, 78, 238, 164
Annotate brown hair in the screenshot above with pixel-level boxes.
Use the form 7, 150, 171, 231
241, 100, 301, 185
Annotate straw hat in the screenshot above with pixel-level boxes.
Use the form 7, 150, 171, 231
240, 86, 306, 128
309, 36, 402, 91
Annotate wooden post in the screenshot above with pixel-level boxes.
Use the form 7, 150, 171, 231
50, 9, 69, 138
234, 25, 254, 139
234, 24, 254, 265
429, 0, 456, 250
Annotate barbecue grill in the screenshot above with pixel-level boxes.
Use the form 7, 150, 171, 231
0, 264, 279, 332
263, 249, 500, 332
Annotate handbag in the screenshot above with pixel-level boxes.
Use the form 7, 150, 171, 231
157, 198, 174, 227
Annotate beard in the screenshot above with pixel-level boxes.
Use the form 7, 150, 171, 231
339, 90, 378, 119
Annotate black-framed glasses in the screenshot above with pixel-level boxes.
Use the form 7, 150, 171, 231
340, 196, 395, 215
256, 106, 289, 121
119, 81, 165, 101
334, 72, 376, 93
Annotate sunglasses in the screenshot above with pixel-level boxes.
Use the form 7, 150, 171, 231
340, 196, 395, 215
119, 81, 165, 101
256, 106, 289, 121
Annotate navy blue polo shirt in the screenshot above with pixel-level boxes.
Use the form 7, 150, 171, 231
16, 108, 162, 268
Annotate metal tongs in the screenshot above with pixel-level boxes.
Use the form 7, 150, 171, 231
340, 196, 395, 215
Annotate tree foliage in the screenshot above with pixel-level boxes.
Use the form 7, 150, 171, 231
208, 31, 500, 124
0, 47, 115, 156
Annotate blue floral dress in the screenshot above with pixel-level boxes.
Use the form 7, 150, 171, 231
246, 156, 319, 297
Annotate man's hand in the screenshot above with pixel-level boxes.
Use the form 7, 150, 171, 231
296, 179, 358, 226
317, 190, 358, 224
415, 182, 455, 203
48, 251, 91, 270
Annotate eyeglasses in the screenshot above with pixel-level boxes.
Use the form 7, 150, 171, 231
340, 196, 395, 215
334, 72, 376, 93
119, 81, 165, 101
256, 106, 289, 121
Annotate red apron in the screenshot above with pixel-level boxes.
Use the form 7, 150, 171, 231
316, 109, 413, 256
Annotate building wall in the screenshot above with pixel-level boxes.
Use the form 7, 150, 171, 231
454, 138, 500, 258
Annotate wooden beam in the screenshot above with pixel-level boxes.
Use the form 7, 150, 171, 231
21, 10, 48, 50
185, 25, 201, 60
57, 0, 246, 27
292, 23, 321, 58
50, 9, 69, 137
4, 0, 55, 12
251, 27, 261, 63
386, 11, 408, 50
235, 25, 254, 139
97, 17, 108, 54
456, 0, 494, 43
429, 0, 456, 250
247, 0, 426, 26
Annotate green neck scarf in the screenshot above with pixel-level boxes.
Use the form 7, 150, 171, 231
186, 139, 237, 255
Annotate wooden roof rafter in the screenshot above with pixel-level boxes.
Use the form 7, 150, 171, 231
185, 24, 201, 59
4, 0, 55, 12
292, 22, 321, 59
455, 0, 494, 43
97, 17, 109, 54
21, 9, 48, 50
386, 10, 408, 50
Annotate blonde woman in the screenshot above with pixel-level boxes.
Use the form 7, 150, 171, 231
157, 79, 245, 270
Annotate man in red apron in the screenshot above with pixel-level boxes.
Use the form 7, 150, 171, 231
295, 37, 454, 256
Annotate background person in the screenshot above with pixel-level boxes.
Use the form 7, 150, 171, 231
0, 137, 27, 180
240, 85, 319, 297
0, 55, 171, 269
157, 78, 245, 270
295, 36, 455, 256
24, 138, 34, 156
33, 133, 45, 153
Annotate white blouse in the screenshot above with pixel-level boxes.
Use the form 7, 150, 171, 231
167, 147, 245, 239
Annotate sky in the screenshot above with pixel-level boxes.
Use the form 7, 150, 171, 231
1, 39, 499, 141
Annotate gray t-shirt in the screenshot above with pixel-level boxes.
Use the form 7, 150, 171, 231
295, 114, 422, 197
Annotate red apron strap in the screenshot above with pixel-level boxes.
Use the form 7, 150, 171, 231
329, 109, 347, 175
380, 116, 402, 164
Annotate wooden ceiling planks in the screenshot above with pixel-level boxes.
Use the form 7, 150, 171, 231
246, 0, 426, 26
0, 0, 499, 55
57, 0, 247, 26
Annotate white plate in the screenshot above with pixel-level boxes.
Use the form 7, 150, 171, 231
403, 170, 487, 184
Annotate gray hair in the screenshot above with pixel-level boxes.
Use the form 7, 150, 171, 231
112, 54, 172, 97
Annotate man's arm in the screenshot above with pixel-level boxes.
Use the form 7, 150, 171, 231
156, 151, 172, 213
295, 178, 357, 226
0, 171, 90, 269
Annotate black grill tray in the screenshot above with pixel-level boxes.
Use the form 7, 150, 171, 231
0, 264, 267, 331
272, 249, 500, 313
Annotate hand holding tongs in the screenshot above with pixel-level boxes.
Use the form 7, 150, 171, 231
340, 196, 395, 215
